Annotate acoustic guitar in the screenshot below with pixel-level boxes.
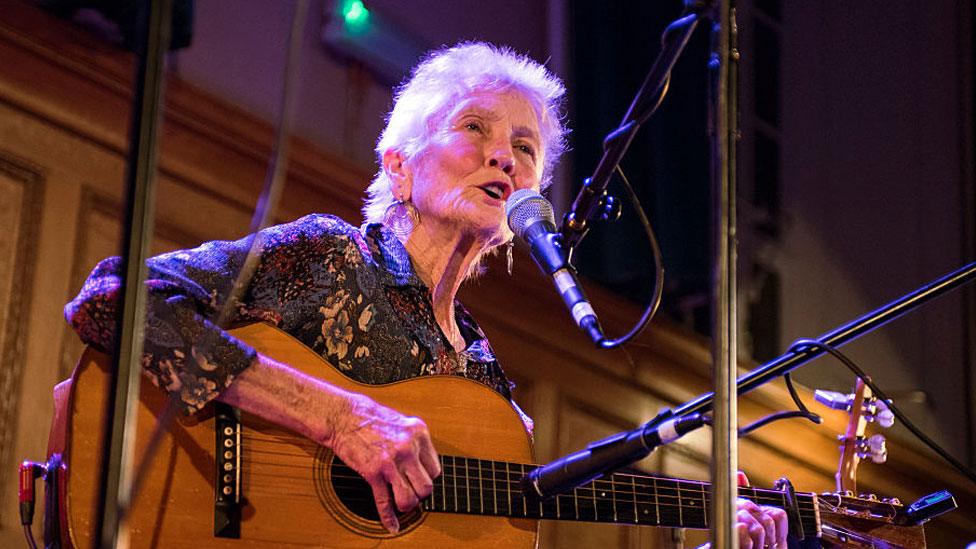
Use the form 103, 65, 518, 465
47, 323, 927, 547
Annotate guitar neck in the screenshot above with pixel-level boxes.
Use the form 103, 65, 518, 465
415, 455, 820, 532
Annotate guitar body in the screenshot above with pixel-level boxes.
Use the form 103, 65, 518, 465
56, 323, 538, 548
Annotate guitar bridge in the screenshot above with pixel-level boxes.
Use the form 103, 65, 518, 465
214, 403, 242, 538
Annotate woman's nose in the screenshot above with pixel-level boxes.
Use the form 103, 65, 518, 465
487, 144, 515, 174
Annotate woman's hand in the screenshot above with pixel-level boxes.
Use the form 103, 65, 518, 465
218, 353, 441, 534
735, 496, 788, 548
328, 392, 441, 533
697, 472, 789, 549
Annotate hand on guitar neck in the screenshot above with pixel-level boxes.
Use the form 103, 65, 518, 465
217, 352, 441, 534
696, 472, 789, 549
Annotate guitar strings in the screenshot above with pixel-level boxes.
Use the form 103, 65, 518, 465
234, 434, 817, 524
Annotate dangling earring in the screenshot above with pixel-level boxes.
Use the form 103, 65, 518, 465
506, 240, 515, 276
384, 196, 419, 239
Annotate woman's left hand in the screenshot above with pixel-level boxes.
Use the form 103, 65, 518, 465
735, 496, 789, 549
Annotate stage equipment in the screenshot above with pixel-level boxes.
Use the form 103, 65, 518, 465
321, 0, 426, 85
506, 190, 604, 345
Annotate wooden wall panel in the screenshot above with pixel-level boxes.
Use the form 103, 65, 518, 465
0, 150, 43, 521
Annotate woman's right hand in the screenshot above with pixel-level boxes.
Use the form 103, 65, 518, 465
326, 392, 441, 534
218, 353, 441, 534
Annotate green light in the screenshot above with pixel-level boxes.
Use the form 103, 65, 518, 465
342, 0, 370, 32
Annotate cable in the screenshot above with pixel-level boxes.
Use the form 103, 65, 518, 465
788, 338, 976, 486
23, 524, 37, 549
738, 373, 822, 437
594, 165, 666, 349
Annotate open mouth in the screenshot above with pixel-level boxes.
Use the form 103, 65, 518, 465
478, 182, 509, 200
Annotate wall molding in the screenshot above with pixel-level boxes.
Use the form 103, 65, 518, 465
0, 148, 45, 516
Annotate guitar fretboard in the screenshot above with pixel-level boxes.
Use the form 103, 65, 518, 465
337, 455, 819, 532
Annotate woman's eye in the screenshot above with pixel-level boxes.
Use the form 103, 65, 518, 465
464, 121, 483, 132
517, 143, 536, 158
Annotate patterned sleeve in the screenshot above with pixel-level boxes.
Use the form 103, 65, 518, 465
64, 214, 348, 414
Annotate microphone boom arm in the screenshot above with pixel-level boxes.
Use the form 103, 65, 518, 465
561, 9, 703, 250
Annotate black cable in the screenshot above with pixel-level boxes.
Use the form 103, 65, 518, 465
788, 338, 976, 486
594, 165, 666, 349
739, 411, 818, 438
23, 524, 37, 549
738, 373, 822, 438
783, 372, 821, 423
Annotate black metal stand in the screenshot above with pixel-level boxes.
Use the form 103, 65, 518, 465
526, 261, 976, 506
95, 1, 172, 547
560, 6, 706, 251
656, 260, 976, 424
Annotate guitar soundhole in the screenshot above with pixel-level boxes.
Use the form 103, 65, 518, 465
312, 447, 423, 538
330, 458, 381, 521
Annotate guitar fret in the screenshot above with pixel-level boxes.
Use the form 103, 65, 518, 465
574, 482, 580, 519
610, 478, 618, 522
676, 479, 683, 526
505, 462, 515, 515
701, 482, 707, 528
652, 476, 660, 525
491, 459, 498, 515
440, 456, 447, 511
465, 459, 472, 513
451, 456, 459, 512
631, 475, 639, 523
414, 453, 822, 538
591, 480, 598, 521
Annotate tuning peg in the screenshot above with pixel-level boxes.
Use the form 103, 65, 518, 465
861, 433, 887, 464
871, 400, 895, 428
814, 389, 852, 410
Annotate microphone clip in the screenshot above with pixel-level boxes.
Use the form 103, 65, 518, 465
561, 178, 624, 251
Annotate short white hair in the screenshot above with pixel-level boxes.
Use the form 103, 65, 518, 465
363, 42, 568, 224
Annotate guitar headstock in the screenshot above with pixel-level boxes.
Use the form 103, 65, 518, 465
816, 492, 926, 548
815, 378, 894, 495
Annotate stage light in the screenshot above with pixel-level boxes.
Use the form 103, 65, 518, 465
322, 0, 425, 85
341, 0, 370, 33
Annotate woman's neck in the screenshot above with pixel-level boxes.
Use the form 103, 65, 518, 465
400, 221, 488, 352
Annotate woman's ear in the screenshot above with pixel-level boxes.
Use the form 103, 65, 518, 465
382, 148, 412, 201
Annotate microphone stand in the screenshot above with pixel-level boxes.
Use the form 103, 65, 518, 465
560, 2, 708, 251
706, 1, 737, 545
526, 261, 976, 512
652, 260, 976, 426
95, 1, 172, 547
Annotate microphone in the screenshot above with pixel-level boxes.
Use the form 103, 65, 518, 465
506, 189, 604, 345
524, 413, 706, 499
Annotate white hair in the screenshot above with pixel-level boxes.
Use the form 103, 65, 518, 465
362, 42, 568, 224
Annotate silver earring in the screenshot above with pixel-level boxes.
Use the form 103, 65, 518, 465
506, 240, 514, 276
384, 198, 419, 239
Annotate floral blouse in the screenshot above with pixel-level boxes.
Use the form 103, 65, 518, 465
65, 214, 519, 416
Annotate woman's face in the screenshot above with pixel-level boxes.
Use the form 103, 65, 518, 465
403, 89, 544, 246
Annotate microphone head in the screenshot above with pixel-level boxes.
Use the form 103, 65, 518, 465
506, 189, 556, 240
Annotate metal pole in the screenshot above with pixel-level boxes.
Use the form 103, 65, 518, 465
95, 1, 172, 547
709, 1, 738, 546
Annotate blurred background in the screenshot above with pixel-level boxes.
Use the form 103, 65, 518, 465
0, 0, 973, 546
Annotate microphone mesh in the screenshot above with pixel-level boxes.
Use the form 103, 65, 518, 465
506, 189, 556, 239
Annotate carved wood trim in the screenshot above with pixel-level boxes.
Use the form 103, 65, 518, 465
0, 148, 45, 515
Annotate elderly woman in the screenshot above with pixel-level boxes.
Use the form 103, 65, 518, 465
66, 42, 786, 547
